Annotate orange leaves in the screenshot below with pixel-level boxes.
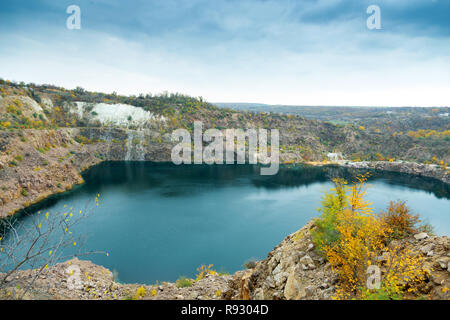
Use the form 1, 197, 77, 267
381, 201, 420, 240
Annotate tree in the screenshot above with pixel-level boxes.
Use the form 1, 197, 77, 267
0, 197, 103, 299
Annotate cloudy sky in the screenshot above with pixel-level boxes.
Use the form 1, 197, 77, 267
0, 0, 449, 106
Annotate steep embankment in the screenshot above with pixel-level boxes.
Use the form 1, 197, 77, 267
0, 127, 175, 218
224, 221, 450, 300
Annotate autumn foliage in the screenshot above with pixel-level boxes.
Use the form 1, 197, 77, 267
312, 174, 428, 300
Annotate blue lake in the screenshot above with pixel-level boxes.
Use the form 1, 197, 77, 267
5, 162, 450, 284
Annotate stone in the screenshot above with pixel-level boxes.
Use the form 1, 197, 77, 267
272, 264, 283, 285
319, 282, 328, 289
264, 276, 275, 288
300, 255, 314, 266
414, 232, 429, 240
436, 258, 448, 269
421, 243, 435, 254
284, 269, 306, 300
253, 288, 265, 300
304, 285, 315, 297
426, 250, 434, 257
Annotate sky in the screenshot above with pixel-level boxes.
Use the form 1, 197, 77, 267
0, 0, 449, 107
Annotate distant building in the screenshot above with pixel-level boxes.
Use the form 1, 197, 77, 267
438, 113, 449, 117
327, 152, 344, 161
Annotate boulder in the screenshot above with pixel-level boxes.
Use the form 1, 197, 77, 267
414, 232, 429, 240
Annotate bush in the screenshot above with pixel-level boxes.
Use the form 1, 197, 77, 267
313, 174, 428, 300
243, 259, 258, 269
195, 264, 217, 281
312, 178, 347, 253
133, 286, 146, 300
381, 201, 420, 240
176, 276, 193, 288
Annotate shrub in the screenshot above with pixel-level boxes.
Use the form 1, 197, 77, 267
313, 174, 428, 300
133, 286, 146, 300
195, 264, 217, 281
380, 201, 420, 240
312, 178, 348, 253
243, 259, 258, 269
21, 188, 28, 197
176, 276, 193, 288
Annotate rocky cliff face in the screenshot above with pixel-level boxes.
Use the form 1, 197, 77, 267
0, 128, 173, 218
223, 220, 450, 300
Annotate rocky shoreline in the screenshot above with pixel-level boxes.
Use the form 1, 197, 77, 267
1, 128, 448, 219
340, 160, 450, 184
1, 219, 448, 300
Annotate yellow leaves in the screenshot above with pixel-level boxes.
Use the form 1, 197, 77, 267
151, 289, 157, 296
316, 174, 427, 299
134, 286, 146, 299
407, 129, 450, 139
73, 241, 77, 246
1, 121, 11, 128
195, 264, 217, 281
45, 212, 49, 219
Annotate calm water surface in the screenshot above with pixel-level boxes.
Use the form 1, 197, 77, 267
6, 162, 450, 284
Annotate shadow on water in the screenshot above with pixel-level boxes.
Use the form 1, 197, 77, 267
80, 162, 449, 198
11, 162, 449, 220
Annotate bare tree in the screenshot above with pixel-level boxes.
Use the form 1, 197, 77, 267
0, 197, 103, 299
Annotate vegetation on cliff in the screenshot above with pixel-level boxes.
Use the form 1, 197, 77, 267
312, 174, 435, 299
